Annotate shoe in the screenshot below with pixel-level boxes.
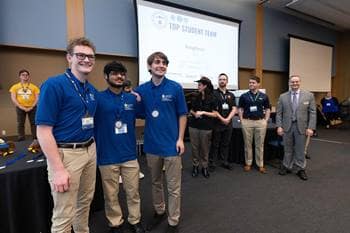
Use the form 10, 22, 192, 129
202, 167, 210, 178
130, 222, 145, 233
305, 153, 311, 159
222, 163, 233, 170
244, 165, 251, 172
259, 167, 267, 174
109, 225, 123, 233
278, 166, 291, 175
166, 224, 179, 233
192, 166, 199, 177
208, 165, 216, 172
297, 170, 308, 181
146, 212, 166, 231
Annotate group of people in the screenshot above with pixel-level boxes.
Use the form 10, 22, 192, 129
32, 38, 187, 233
7, 36, 327, 233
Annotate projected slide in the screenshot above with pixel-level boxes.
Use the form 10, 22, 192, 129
136, 0, 240, 89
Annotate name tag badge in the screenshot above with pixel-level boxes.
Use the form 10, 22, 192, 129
326, 103, 331, 106
249, 106, 257, 112
115, 123, 128, 134
222, 103, 229, 110
82, 116, 94, 130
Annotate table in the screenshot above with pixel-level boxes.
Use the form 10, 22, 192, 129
0, 142, 104, 233
229, 117, 279, 164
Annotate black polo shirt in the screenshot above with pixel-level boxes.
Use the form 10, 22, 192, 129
213, 88, 236, 128
188, 93, 218, 130
238, 90, 270, 120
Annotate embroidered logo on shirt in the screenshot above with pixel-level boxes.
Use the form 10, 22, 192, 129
161, 94, 173, 102
124, 103, 134, 110
89, 93, 95, 101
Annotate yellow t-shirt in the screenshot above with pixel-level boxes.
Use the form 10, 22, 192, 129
9, 82, 40, 108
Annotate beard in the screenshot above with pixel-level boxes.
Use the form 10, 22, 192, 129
107, 78, 124, 88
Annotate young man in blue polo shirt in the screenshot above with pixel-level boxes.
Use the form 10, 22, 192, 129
36, 37, 97, 233
136, 52, 188, 233
94, 61, 145, 233
238, 76, 270, 174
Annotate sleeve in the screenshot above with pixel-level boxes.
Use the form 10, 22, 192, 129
9, 84, 17, 93
238, 94, 245, 108
264, 94, 271, 109
35, 80, 61, 126
33, 84, 40, 94
231, 93, 236, 107
276, 96, 283, 128
175, 85, 188, 116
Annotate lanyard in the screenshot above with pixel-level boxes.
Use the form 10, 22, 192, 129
21, 82, 30, 93
249, 91, 260, 103
108, 89, 125, 120
151, 86, 162, 111
65, 72, 90, 115
219, 90, 227, 102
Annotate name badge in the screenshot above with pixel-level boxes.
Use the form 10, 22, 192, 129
326, 103, 331, 106
115, 123, 128, 134
82, 116, 94, 130
222, 103, 229, 110
249, 106, 257, 112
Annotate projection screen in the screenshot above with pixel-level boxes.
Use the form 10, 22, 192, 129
135, 0, 240, 89
289, 36, 333, 92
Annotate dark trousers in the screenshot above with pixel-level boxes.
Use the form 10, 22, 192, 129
16, 106, 37, 139
209, 126, 233, 166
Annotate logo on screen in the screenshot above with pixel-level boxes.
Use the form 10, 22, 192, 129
152, 11, 168, 29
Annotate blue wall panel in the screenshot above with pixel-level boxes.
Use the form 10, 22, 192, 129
84, 0, 137, 57
0, 0, 66, 49
264, 8, 338, 73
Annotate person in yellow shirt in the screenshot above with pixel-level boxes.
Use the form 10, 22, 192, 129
9, 69, 40, 141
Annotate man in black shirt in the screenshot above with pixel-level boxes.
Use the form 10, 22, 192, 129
209, 73, 237, 171
238, 76, 270, 174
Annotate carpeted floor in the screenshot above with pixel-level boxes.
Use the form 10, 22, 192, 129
89, 126, 350, 233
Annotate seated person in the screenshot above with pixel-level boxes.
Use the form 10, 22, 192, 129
321, 91, 341, 128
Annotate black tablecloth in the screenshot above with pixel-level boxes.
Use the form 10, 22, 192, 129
0, 142, 104, 233
229, 117, 278, 164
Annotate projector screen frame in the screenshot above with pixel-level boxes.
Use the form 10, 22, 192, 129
288, 34, 334, 92
134, 0, 242, 90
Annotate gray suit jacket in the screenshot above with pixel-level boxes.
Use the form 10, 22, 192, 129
276, 90, 316, 134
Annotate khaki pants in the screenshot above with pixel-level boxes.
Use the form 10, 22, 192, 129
189, 127, 212, 168
47, 142, 97, 233
147, 154, 182, 226
241, 119, 267, 168
99, 160, 141, 227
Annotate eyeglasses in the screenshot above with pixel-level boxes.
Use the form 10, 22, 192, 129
73, 53, 96, 61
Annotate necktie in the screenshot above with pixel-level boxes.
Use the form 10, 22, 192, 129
292, 92, 297, 120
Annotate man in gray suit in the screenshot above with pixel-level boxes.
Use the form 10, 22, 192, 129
276, 75, 316, 180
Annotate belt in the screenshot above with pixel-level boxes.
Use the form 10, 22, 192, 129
57, 138, 94, 149
244, 117, 263, 120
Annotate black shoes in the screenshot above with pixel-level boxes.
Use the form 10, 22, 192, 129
166, 224, 179, 233
130, 222, 145, 233
192, 166, 199, 177
221, 162, 233, 170
305, 153, 311, 159
278, 166, 291, 175
109, 225, 123, 233
146, 212, 166, 231
297, 170, 308, 181
202, 167, 210, 178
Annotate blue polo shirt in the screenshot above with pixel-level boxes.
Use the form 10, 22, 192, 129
136, 77, 188, 156
94, 89, 141, 165
35, 69, 97, 143
239, 90, 270, 119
